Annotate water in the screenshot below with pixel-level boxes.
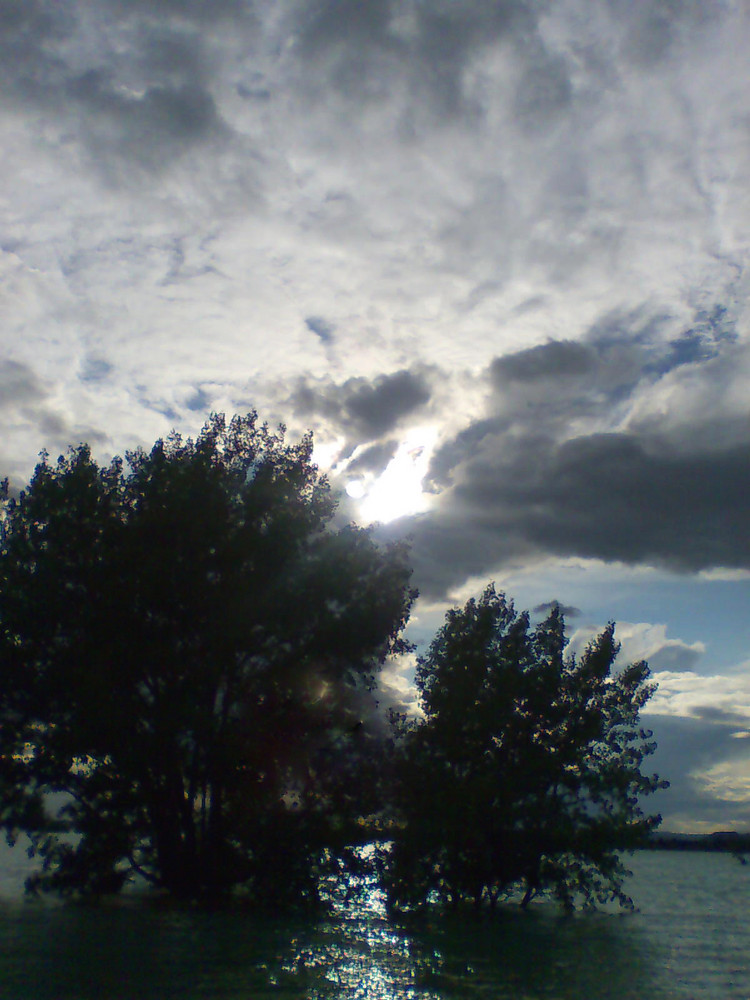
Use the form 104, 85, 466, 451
0, 850, 747, 999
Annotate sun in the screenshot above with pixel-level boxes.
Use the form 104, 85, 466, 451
346, 428, 437, 524
345, 479, 366, 500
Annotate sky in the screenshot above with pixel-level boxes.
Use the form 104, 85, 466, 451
1, 0, 749, 833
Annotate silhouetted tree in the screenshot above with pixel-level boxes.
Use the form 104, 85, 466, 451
386, 585, 665, 912
0, 413, 415, 904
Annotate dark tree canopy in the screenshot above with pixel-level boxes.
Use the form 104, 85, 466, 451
386, 585, 666, 913
0, 413, 415, 904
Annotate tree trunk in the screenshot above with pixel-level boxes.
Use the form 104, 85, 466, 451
520, 881, 535, 909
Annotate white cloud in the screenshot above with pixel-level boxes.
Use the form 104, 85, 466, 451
648, 668, 750, 725
377, 653, 421, 719
692, 758, 750, 804
610, 622, 706, 672
567, 620, 750, 726
565, 620, 704, 670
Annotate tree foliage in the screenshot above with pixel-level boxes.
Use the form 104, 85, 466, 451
386, 585, 666, 912
0, 413, 415, 904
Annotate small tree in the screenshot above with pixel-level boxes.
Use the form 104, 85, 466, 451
0, 413, 415, 904
387, 585, 665, 912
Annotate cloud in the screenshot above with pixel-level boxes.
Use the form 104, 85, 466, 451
343, 370, 431, 437
565, 617, 750, 738
65, 72, 230, 176
612, 603, 750, 829
407, 429, 750, 599
185, 386, 212, 413
692, 758, 750, 806
377, 652, 421, 719
645, 713, 750, 831
533, 600, 581, 619
1, 0, 749, 835
651, 304, 738, 375
648, 668, 750, 725
0, 1, 71, 103
79, 357, 114, 384
103, 0, 250, 21
0, 0, 242, 192
0, 358, 65, 461
0, 357, 113, 485
293, 0, 532, 118
290, 367, 434, 446
0, 359, 48, 408
345, 439, 399, 475
400, 313, 750, 599
513, 51, 573, 132
491, 340, 598, 383
563, 619, 706, 681
304, 316, 336, 345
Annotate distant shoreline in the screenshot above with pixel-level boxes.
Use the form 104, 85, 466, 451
647, 831, 750, 854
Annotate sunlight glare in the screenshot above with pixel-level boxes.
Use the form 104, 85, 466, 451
357, 428, 436, 524
345, 479, 366, 500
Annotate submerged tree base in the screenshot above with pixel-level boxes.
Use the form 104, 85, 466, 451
0, 413, 416, 907
385, 586, 666, 914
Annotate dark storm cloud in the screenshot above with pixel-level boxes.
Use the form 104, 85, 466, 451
0, 359, 109, 482
477, 314, 673, 443
533, 601, 582, 620
0, 360, 48, 407
185, 386, 211, 412
386, 508, 525, 602
345, 369, 431, 437
346, 439, 399, 475
305, 316, 336, 345
519, 434, 749, 569
66, 71, 227, 169
102, 0, 251, 21
294, 0, 540, 118
288, 0, 732, 139
491, 340, 598, 382
0, 0, 71, 102
415, 430, 750, 598
428, 336, 629, 495
297, 0, 394, 54
645, 714, 750, 829
403, 313, 748, 599
426, 416, 506, 491
513, 52, 573, 131
485, 305, 736, 425
611, 0, 728, 67
647, 643, 704, 674
690, 706, 750, 728
79, 358, 113, 384
0, 0, 234, 177
563, 303, 742, 421
291, 368, 433, 443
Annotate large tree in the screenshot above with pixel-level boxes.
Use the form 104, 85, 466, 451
0, 413, 415, 904
386, 585, 665, 912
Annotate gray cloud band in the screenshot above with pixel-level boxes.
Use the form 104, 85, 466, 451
407, 428, 749, 599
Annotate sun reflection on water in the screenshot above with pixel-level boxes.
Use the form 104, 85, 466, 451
274, 866, 443, 1000
1, 852, 745, 999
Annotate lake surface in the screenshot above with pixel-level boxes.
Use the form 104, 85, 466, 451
0, 849, 747, 999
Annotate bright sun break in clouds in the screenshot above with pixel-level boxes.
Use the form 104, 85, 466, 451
346, 428, 437, 524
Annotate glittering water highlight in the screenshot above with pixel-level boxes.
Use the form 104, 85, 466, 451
0, 850, 747, 999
